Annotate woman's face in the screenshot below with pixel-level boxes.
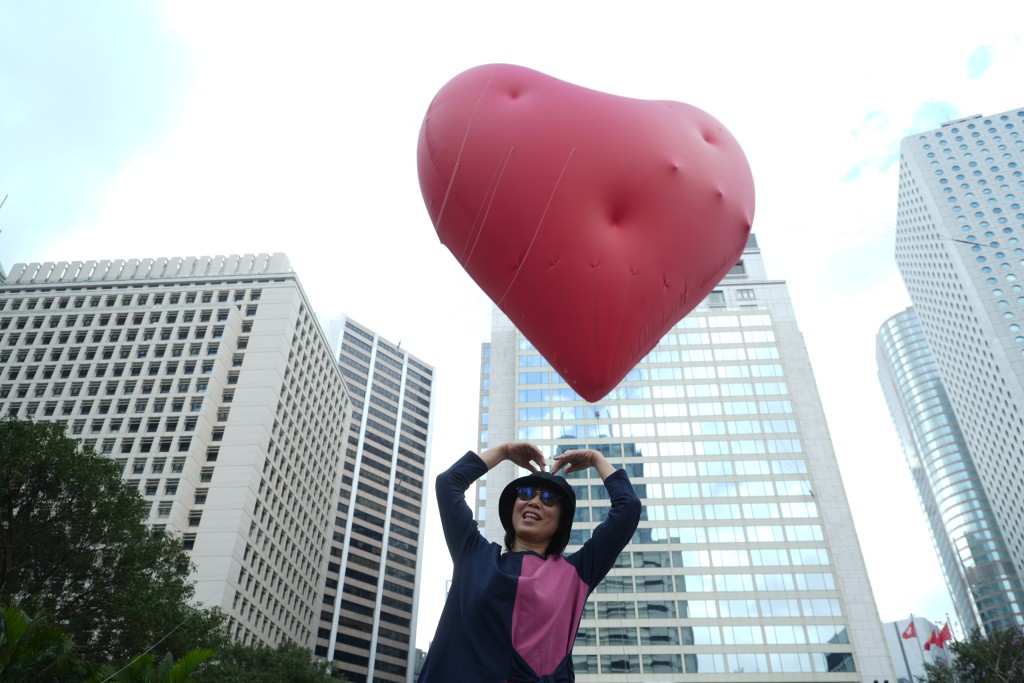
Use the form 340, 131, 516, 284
511, 487, 561, 549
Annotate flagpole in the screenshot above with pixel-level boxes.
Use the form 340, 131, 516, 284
895, 619, 913, 682
942, 615, 954, 663
911, 613, 929, 666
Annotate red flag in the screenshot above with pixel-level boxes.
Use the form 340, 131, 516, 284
901, 621, 916, 639
938, 623, 952, 648
924, 629, 940, 650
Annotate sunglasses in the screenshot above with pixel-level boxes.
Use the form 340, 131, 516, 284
516, 486, 561, 507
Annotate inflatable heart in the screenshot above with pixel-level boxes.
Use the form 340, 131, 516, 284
418, 64, 754, 402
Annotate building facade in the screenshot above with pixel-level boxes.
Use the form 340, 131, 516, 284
476, 236, 896, 681
877, 308, 1024, 633
881, 617, 949, 683
315, 316, 434, 683
0, 254, 352, 649
894, 107, 1024, 629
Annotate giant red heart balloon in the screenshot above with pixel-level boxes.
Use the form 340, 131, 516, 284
418, 64, 754, 402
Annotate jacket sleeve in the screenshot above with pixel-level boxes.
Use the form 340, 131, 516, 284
435, 451, 492, 563
571, 469, 642, 590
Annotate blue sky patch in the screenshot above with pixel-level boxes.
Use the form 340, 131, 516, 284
967, 46, 993, 79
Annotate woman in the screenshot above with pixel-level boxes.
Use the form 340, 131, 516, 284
417, 442, 642, 682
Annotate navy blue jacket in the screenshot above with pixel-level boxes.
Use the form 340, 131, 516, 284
417, 452, 641, 682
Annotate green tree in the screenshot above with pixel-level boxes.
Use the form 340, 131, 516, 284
0, 603, 86, 682
920, 627, 1024, 683
197, 641, 344, 682
0, 418, 223, 663
88, 648, 214, 683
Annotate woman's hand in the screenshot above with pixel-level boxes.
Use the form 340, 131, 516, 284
551, 449, 614, 479
480, 442, 547, 472
504, 442, 548, 472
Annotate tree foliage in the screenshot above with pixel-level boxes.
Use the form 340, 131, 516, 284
0, 418, 344, 680
87, 648, 215, 683
197, 641, 344, 682
921, 626, 1024, 683
0, 603, 85, 682
0, 418, 223, 662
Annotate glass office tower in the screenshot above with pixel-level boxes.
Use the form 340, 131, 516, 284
877, 307, 1024, 634
476, 236, 895, 682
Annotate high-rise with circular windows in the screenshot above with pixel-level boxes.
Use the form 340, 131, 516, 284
894, 107, 1024, 631
877, 308, 1024, 633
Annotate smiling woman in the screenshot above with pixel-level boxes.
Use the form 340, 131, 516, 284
418, 442, 641, 683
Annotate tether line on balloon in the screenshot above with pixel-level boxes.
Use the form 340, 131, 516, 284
434, 75, 495, 238
495, 147, 576, 308
461, 144, 516, 267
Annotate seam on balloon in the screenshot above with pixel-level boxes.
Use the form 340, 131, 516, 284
461, 144, 515, 267
495, 147, 576, 308
434, 75, 495, 239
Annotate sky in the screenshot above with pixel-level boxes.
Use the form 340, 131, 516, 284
3, 0, 1023, 651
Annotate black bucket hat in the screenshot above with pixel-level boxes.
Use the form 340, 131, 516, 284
499, 471, 577, 556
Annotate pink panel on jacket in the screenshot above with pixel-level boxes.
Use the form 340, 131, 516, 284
510, 554, 590, 676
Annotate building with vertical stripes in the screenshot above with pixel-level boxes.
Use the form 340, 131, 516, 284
894, 107, 1024, 631
315, 316, 434, 683
877, 308, 1024, 634
0, 253, 352, 649
475, 235, 896, 681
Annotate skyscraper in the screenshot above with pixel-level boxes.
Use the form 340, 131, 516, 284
877, 308, 1024, 633
476, 236, 896, 680
315, 316, 434, 683
0, 254, 352, 648
894, 107, 1024, 629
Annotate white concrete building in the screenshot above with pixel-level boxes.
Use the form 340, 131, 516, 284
895, 108, 1024, 628
881, 617, 950, 683
0, 253, 352, 649
476, 236, 896, 682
